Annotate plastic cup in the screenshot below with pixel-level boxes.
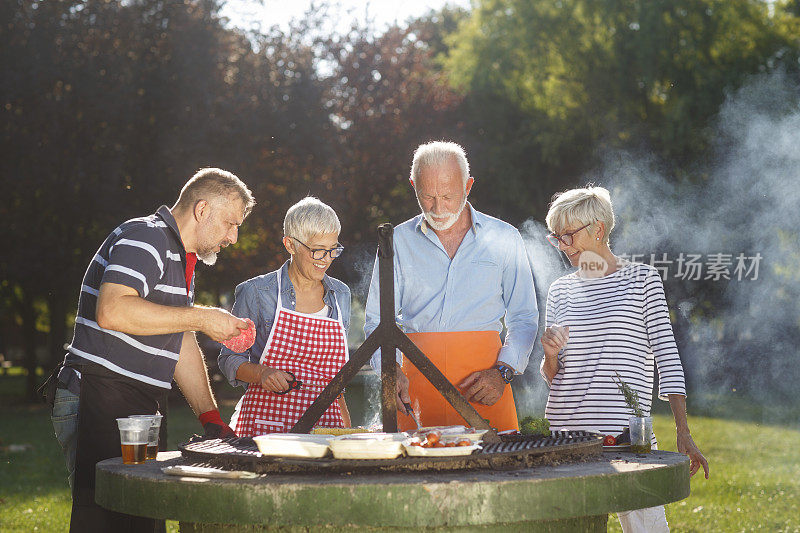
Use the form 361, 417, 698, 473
628, 416, 653, 454
116, 417, 151, 464
130, 414, 163, 460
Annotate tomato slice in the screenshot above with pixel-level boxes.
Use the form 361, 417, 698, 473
603, 435, 617, 446
426, 431, 441, 445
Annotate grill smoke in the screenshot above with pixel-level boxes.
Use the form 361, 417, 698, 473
517, 70, 800, 425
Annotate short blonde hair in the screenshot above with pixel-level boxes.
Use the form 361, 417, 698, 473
546, 186, 615, 244
284, 197, 341, 243
410, 141, 470, 187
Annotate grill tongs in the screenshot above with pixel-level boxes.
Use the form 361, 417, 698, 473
402, 401, 423, 431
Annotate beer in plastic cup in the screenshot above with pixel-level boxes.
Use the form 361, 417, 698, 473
116, 418, 151, 464
130, 413, 163, 460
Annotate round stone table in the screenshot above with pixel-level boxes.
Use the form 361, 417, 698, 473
96, 450, 690, 532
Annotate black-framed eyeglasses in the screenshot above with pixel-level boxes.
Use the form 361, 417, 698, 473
546, 224, 591, 248
291, 237, 344, 260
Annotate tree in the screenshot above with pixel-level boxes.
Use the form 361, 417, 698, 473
324, 23, 466, 241
443, 0, 799, 219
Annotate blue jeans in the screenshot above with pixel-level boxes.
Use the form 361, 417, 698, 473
51, 387, 79, 489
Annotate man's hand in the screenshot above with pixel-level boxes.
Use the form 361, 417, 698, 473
199, 409, 236, 439
396, 363, 411, 414
541, 325, 569, 359
459, 368, 506, 406
677, 431, 710, 479
200, 307, 248, 342
258, 367, 294, 393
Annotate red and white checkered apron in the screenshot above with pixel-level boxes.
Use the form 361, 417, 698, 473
231, 270, 348, 436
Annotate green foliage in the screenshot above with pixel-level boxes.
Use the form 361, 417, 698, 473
443, 0, 800, 218
0, 1, 464, 396
3, 0, 800, 401
613, 371, 645, 417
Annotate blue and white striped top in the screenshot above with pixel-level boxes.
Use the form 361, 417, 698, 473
542, 262, 686, 441
59, 206, 193, 391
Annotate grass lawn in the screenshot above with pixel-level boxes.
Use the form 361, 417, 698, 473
608, 415, 800, 532
1, 383, 798, 532
0, 395, 231, 533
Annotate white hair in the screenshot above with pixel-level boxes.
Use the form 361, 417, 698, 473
283, 197, 341, 242
546, 185, 616, 244
410, 141, 470, 187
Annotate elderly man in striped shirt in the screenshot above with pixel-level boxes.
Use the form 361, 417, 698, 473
51, 168, 255, 532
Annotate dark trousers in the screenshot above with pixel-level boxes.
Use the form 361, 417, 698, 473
70, 363, 168, 533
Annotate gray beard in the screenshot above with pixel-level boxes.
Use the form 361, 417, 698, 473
197, 251, 218, 266
419, 196, 467, 231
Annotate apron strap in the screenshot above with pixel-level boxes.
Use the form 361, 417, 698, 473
276, 268, 284, 309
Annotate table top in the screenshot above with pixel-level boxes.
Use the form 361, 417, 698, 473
96, 450, 690, 527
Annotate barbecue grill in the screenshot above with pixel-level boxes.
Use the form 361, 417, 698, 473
178, 431, 603, 474
96, 450, 691, 531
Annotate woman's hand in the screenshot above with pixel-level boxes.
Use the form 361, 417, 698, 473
258, 366, 294, 393
677, 431, 710, 479
668, 395, 710, 479
541, 325, 569, 359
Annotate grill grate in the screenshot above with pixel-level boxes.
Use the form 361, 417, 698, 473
178, 431, 602, 474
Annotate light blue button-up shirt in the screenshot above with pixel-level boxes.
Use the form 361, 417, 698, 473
365, 204, 538, 373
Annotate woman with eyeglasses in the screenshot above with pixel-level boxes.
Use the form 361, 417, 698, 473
220, 197, 351, 435
541, 186, 708, 533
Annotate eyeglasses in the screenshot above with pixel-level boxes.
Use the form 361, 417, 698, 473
546, 224, 591, 248
291, 237, 344, 260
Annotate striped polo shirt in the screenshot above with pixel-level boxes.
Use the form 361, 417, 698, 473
58, 206, 194, 392
541, 263, 686, 443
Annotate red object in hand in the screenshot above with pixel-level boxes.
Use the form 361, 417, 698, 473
221, 318, 256, 352
603, 435, 617, 446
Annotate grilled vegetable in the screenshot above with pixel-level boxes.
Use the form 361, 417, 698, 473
519, 416, 550, 436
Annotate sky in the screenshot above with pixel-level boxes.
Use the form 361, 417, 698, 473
219, 0, 472, 34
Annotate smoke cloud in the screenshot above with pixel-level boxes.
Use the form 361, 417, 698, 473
518, 70, 800, 425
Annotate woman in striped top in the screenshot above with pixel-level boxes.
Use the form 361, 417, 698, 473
539, 186, 708, 533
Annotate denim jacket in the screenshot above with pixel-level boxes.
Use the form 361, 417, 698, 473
218, 261, 351, 388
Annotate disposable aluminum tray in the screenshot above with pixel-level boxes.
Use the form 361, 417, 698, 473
178, 430, 603, 474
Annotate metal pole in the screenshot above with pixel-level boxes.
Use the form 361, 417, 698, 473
377, 223, 398, 433
290, 335, 379, 433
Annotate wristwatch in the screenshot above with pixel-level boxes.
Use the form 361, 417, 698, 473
495, 363, 515, 384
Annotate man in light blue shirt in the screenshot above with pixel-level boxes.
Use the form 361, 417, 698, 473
364, 141, 538, 431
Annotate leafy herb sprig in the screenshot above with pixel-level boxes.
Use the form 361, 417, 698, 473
613, 371, 644, 417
